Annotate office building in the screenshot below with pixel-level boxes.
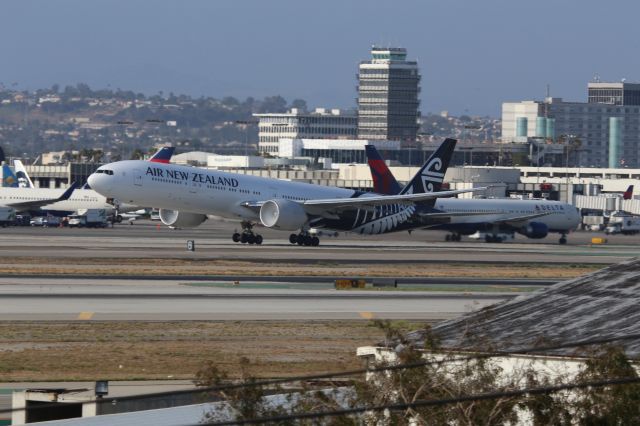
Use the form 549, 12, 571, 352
503, 82, 640, 168
588, 81, 640, 106
357, 47, 420, 142
254, 108, 357, 154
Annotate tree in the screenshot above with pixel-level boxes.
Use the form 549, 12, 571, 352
130, 148, 145, 160
194, 322, 640, 425
257, 96, 288, 113
572, 346, 640, 425
290, 99, 308, 112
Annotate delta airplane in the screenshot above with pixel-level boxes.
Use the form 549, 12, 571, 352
87, 139, 484, 246
365, 144, 581, 244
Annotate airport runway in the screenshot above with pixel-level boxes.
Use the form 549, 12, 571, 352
0, 279, 512, 321
0, 222, 630, 321
0, 221, 636, 265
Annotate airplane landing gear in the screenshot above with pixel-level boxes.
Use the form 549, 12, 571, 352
445, 233, 461, 242
232, 221, 263, 245
559, 234, 567, 245
289, 232, 320, 247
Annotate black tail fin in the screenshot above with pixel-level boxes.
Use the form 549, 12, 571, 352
400, 138, 457, 195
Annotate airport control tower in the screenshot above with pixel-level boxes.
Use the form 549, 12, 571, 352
357, 46, 421, 142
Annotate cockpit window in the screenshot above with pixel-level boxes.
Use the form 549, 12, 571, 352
96, 169, 114, 175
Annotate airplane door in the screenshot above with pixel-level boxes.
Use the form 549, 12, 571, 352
133, 169, 143, 187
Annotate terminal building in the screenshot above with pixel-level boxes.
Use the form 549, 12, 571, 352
502, 81, 640, 168
254, 108, 357, 154
357, 46, 421, 142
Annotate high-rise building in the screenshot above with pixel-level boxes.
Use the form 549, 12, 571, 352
502, 97, 640, 168
254, 108, 357, 154
588, 82, 640, 106
357, 47, 420, 142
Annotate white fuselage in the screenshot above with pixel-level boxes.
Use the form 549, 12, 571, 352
435, 198, 580, 232
88, 160, 355, 223
0, 187, 133, 214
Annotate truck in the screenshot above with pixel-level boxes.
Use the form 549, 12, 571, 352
68, 209, 109, 228
0, 207, 16, 227
605, 214, 640, 235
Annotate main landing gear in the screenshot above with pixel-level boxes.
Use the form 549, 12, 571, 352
445, 233, 461, 242
289, 232, 320, 247
559, 234, 567, 245
232, 221, 263, 245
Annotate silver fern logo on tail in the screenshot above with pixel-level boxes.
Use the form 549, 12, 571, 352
421, 157, 445, 193
401, 138, 456, 196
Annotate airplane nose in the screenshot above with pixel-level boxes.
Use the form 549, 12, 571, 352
87, 173, 99, 190
88, 172, 112, 194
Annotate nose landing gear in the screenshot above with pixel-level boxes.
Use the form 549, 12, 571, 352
289, 232, 320, 246
559, 234, 567, 245
232, 221, 263, 245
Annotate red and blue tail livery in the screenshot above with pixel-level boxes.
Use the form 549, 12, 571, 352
149, 146, 175, 164
623, 185, 634, 200
365, 145, 401, 195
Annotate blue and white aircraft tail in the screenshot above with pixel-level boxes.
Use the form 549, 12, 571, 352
13, 160, 34, 188
2, 164, 18, 187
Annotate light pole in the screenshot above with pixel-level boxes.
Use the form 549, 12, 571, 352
235, 120, 258, 157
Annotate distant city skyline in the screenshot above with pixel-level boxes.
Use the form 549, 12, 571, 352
2, 0, 639, 117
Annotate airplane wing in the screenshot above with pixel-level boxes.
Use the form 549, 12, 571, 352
418, 210, 504, 218
494, 212, 551, 227
240, 188, 486, 213
300, 188, 484, 211
7, 182, 78, 210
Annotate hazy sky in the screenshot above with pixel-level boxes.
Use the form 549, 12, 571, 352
2, 0, 639, 116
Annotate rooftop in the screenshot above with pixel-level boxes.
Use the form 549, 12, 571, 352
405, 258, 640, 358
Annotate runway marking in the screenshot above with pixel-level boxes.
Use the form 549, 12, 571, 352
359, 311, 375, 320
77, 311, 94, 320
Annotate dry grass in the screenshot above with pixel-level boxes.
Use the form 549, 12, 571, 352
0, 321, 424, 382
0, 257, 601, 279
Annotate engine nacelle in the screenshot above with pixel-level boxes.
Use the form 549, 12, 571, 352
259, 199, 308, 231
159, 209, 207, 228
520, 221, 549, 239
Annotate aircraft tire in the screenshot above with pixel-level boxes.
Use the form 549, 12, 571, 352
296, 235, 305, 245
240, 234, 248, 244
445, 234, 451, 242
255, 235, 263, 245
484, 235, 492, 243
116, 215, 123, 223
289, 234, 298, 244
311, 236, 320, 246
559, 237, 567, 245
247, 234, 256, 244
232, 233, 241, 243
303, 235, 313, 246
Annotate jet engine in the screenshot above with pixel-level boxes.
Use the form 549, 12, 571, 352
159, 209, 207, 228
519, 221, 548, 239
259, 199, 308, 230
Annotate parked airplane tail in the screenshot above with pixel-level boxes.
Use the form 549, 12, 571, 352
365, 145, 402, 195
13, 160, 34, 188
400, 138, 457, 195
149, 146, 176, 164
623, 185, 634, 200
2, 164, 18, 187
